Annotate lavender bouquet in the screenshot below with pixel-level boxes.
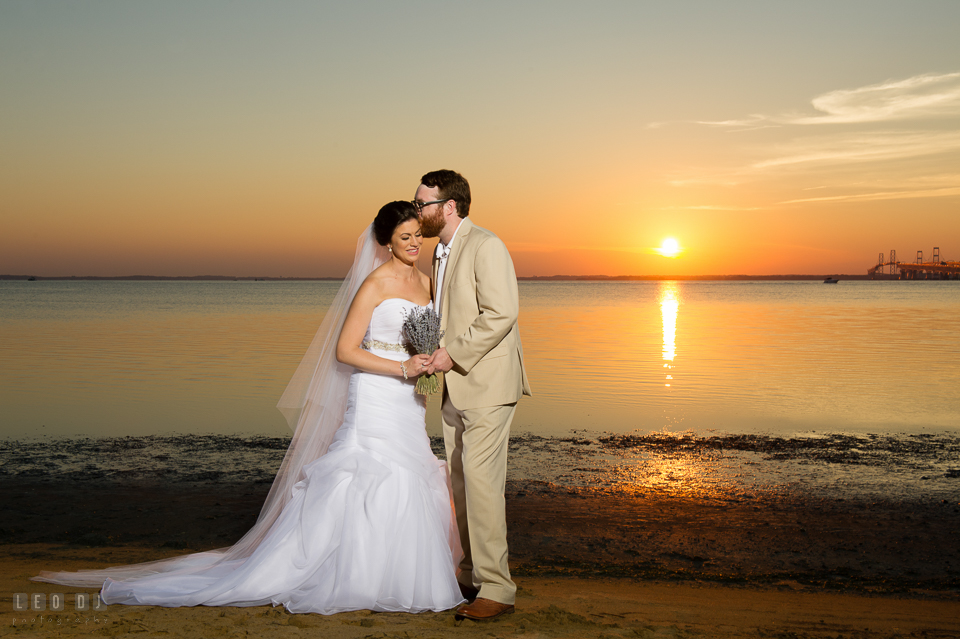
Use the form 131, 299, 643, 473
402, 306, 444, 395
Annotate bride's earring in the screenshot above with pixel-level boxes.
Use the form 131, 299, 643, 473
388, 246, 393, 253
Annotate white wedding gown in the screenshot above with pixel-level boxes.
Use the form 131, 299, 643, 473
79, 299, 463, 614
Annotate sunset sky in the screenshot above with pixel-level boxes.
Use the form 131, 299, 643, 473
2, 1, 958, 277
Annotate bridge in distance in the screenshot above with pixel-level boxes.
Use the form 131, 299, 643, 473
869, 247, 960, 280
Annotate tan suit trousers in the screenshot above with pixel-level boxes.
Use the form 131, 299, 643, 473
441, 390, 517, 605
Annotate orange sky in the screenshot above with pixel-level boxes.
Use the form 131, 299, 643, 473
2, 2, 959, 277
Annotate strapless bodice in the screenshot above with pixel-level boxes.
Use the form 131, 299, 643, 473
363, 298, 432, 356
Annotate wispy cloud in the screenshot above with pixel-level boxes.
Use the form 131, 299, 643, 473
697, 115, 764, 127
667, 178, 740, 187
781, 186, 960, 205
700, 72, 960, 128
790, 72, 960, 124
800, 173, 960, 191
695, 116, 780, 131
753, 130, 960, 169
508, 242, 645, 254
670, 73, 960, 204
672, 205, 762, 211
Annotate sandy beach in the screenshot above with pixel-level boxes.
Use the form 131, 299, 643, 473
3, 470, 959, 638
6, 544, 960, 638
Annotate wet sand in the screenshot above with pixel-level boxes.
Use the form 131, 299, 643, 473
6, 546, 960, 638
3, 478, 960, 637
3, 433, 960, 636
4, 478, 960, 594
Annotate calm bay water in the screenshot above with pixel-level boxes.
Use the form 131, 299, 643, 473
2, 280, 959, 440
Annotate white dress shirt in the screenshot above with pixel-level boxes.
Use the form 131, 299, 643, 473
434, 220, 463, 313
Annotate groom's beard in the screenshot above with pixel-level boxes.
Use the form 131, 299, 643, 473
419, 209, 445, 238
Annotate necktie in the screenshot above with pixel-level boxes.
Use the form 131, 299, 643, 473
435, 243, 451, 310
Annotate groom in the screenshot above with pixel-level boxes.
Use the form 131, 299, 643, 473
417, 170, 532, 620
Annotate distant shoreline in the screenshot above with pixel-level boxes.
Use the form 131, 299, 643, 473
0, 275, 343, 282
1, 273, 891, 282
519, 273, 880, 281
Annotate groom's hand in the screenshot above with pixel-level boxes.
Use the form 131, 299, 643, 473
425, 347, 454, 374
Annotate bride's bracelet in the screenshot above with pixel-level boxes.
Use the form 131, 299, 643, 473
399, 361, 408, 380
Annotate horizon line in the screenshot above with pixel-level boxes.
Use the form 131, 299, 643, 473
2, 273, 892, 282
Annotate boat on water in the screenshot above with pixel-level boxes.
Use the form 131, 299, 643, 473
823, 277, 839, 284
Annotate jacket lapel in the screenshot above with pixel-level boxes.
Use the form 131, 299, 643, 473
440, 218, 472, 323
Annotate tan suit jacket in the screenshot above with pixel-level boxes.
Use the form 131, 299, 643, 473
433, 218, 532, 410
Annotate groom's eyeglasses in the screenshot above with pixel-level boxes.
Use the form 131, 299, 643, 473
412, 199, 449, 213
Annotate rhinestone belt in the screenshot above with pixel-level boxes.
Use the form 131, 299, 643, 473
362, 339, 409, 354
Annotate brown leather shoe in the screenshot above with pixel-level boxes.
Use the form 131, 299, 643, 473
458, 582, 480, 602
455, 597, 515, 621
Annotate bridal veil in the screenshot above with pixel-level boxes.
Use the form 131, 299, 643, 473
34, 225, 389, 587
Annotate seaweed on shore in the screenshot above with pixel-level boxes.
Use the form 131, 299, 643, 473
2, 431, 958, 503
596, 431, 960, 467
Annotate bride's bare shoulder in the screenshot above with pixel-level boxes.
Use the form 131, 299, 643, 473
368, 261, 394, 279
363, 263, 394, 289
417, 269, 431, 290
357, 263, 429, 305
353, 264, 391, 303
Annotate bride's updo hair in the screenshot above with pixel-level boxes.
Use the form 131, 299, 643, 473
373, 201, 419, 246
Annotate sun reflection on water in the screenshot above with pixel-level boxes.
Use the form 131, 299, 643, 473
660, 283, 680, 386
611, 452, 725, 498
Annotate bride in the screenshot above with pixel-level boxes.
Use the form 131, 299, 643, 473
34, 201, 465, 614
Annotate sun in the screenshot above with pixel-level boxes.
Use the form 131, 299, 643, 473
656, 237, 681, 258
